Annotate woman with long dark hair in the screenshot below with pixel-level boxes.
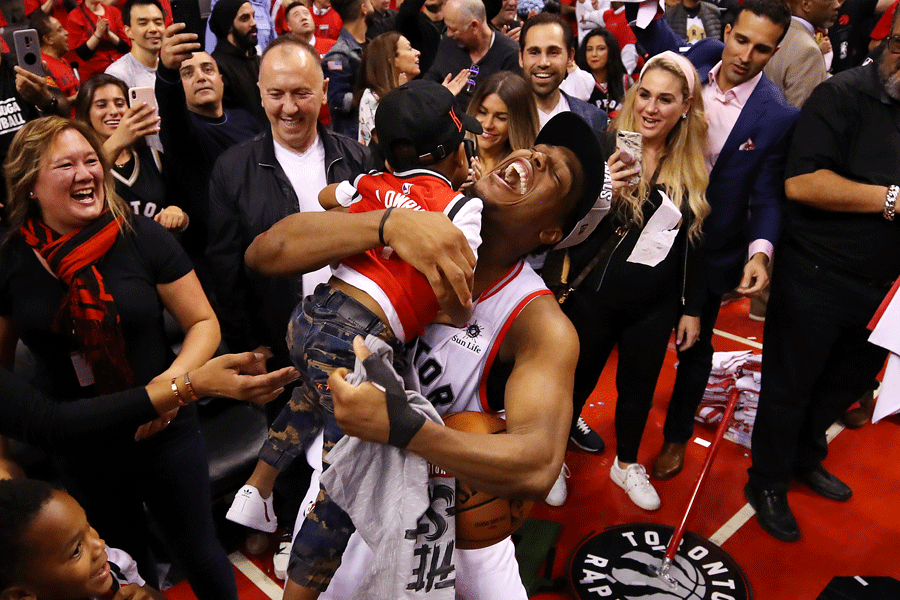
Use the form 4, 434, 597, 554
355, 31, 421, 146
74, 74, 186, 231
576, 27, 629, 117
465, 71, 539, 178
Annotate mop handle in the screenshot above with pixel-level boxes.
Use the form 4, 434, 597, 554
663, 375, 743, 563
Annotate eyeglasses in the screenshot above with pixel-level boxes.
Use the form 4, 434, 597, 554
887, 35, 900, 54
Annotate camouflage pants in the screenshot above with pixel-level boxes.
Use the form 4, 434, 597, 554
261, 284, 403, 589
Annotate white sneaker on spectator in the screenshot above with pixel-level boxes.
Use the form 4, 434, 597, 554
610, 458, 660, 511
272, 531, 292, 580
226, 485, 277, 532
545, 463, 570, 506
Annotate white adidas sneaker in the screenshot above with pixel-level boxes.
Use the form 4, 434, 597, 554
226, 485, 278, 532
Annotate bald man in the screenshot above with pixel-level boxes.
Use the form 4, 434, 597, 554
206, 34, 371, 403
425, 0, 522, 111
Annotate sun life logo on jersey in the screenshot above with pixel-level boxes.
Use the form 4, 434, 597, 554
569, 524, 750, 600
450, 320, 483, 354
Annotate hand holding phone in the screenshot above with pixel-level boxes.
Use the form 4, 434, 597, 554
129, 86, 158, 111
615, 130, 643, 187
13, 30, 45, 78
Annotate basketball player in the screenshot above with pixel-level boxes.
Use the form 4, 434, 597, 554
245, 112, 608, 598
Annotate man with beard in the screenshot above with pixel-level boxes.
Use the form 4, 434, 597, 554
745, 10, 900, 542
519, 13, 608, 134
211, 0, 267, 125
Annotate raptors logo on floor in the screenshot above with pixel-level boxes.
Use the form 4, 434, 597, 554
569, 524, 751, 599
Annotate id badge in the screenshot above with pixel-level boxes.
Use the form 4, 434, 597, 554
70, 352, 95, 387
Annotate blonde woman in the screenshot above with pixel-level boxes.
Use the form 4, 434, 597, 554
559, 51, 709, 511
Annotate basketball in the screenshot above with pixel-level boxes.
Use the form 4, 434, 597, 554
443, 411, 534, 550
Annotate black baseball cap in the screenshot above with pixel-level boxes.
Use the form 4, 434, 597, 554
534, 112, 610, 249
375, 80, 482, 170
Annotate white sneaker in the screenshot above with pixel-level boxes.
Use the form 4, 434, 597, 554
610, 458, 660, 511
226, 485, 278, 532
272, 531, 292, 581
545, 463, 570, 506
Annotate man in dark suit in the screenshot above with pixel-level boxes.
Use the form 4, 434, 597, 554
519, 12, 608, 138
629, 0, 798, 482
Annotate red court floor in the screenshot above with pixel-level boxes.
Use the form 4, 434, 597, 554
163, 298, 900, 600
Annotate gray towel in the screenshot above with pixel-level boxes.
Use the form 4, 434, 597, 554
321, 335, 457, 599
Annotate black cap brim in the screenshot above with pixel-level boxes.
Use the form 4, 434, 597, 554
535, 112, 608, 247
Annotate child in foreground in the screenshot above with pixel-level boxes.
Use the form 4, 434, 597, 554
0, 478, 166, 600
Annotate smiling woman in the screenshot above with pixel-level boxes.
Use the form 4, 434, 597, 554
74, 73, 187, 231
465, 70, 539, 177
0, 117, 236, 600
557, 51, 711, 513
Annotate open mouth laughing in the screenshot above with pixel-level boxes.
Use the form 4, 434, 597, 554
493, 157, 532, 195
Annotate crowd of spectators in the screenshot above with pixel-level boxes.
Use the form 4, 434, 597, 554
1, 0, 900, 596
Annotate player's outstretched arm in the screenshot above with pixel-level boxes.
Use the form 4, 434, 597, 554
329, 296, 576, 502
246, 208, 475, 308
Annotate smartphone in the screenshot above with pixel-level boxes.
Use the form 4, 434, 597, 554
170, 0, 203, 38
129, 86, 158, 111
463, 138, 476, 165
615, 130, 643, 186
13, 29, 45, 78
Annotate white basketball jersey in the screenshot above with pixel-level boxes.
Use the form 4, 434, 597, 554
408, 260, 552, 417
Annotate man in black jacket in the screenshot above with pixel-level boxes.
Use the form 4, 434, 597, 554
207, 34, 369, 387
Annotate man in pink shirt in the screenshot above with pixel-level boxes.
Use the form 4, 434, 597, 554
629, 0, 799, 503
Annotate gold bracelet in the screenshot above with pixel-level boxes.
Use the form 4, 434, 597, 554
183, 371, 200, 402
170, 377, 186, 406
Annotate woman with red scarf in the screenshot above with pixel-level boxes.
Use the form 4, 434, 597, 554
0, 117, 236, 600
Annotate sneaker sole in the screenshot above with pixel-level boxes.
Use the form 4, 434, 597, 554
226, 506, 278, 533
570, 435, 604, 453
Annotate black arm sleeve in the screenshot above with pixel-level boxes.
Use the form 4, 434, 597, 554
74, 41, 96, 61
0, 370, 158, 449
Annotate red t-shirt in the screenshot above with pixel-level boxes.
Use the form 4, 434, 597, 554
64, 2, 130, 81
42, 53, 80, 99
312, 7, 342, 41
24, 0, 70, 27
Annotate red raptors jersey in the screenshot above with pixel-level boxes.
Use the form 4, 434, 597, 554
333, 169, 481, 342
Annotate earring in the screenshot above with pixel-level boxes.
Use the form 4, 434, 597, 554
29, 191, 35, 198
681, 112, 688, 119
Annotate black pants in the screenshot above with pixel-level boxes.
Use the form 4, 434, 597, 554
748, 245, 890, 493
662, 287, 722, 444
565, 290, 680, 463
60, 412, 238, 600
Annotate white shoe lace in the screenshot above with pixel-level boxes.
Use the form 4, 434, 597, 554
575, 416, 591, 435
